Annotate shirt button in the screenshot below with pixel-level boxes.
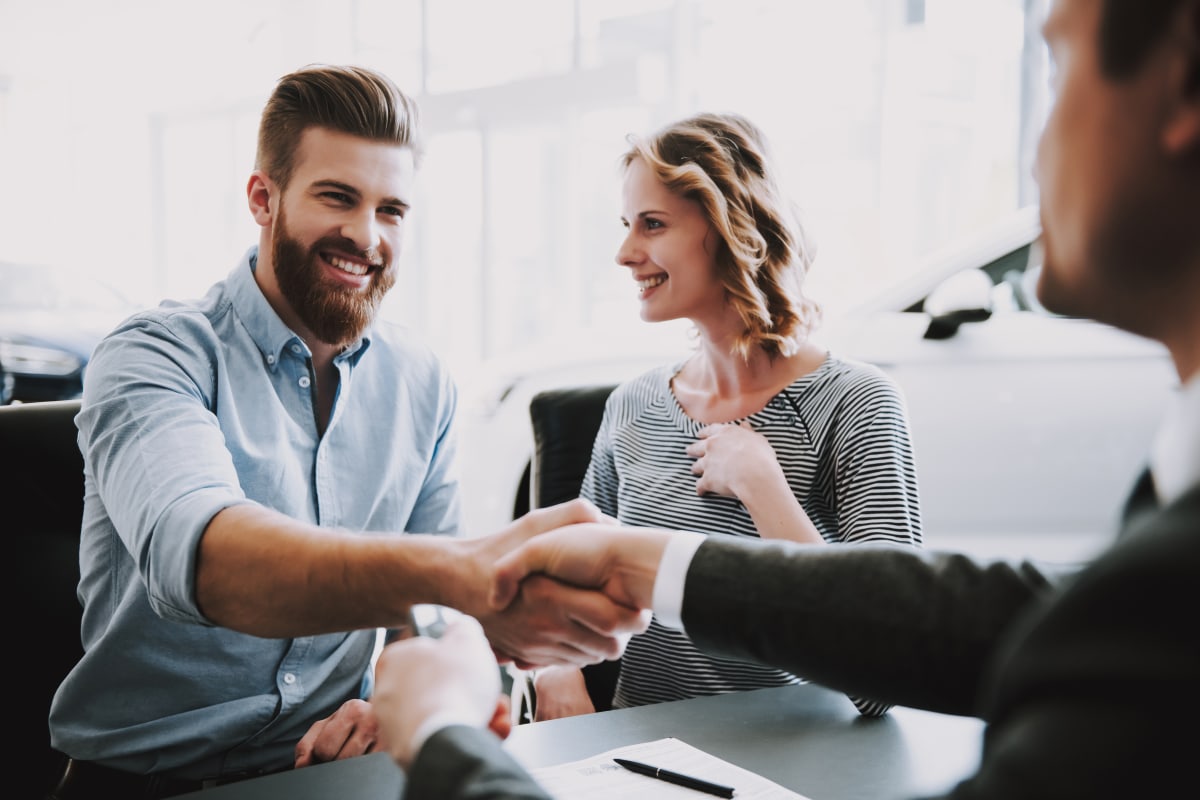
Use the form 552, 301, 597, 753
291, 344, 302, 354
266, 354, 276, 365
298, 376, 311, 388
283, 673, 297, 685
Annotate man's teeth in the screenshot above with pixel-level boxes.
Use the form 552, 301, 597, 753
329, 256, 371, 276
638, 275, 666, 291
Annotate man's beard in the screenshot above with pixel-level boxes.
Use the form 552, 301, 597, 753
271, 211, 395, 347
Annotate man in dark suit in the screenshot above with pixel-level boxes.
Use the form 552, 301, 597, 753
371, 0, 1200, 796
371, 616, 555, 800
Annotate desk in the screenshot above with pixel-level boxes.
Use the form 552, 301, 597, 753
183, 684, 984, 799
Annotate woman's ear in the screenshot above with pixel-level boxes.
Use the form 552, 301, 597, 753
247, 171, 275, 227
1163, 0, 1200, 153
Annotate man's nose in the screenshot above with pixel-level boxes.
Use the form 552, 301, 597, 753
341, 210, 381, 254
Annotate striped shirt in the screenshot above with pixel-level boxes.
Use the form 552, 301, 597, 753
580, 353, 922, 716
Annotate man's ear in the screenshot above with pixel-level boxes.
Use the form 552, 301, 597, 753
247, 171, 275, 227
1163, 0, 1200, 153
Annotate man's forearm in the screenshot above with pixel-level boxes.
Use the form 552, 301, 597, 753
682, 539, 1064, 716
195, 504, 468, 637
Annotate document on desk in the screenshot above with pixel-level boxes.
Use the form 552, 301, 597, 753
526, 737, 811, 799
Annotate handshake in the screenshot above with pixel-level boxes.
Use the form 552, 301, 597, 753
460, 498, 674, 670
369, 499, 677, 769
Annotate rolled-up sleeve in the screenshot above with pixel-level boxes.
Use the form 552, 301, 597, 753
80, 315, 250, 624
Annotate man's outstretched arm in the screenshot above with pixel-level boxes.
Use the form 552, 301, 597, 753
493, 524, 1065, 716
196, 500, 649, 667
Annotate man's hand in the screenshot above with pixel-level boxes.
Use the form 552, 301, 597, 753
371, 616, 507, 770
294, 698, 381, 768
454, 500, 651, 669
490, 523, 673, 614
474, 573, 648, 668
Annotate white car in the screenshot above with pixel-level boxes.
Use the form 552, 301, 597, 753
456, 208, 1177, 563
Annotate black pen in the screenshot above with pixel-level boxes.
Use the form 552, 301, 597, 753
613, 757, 736, 798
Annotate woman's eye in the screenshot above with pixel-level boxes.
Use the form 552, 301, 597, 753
644, 218, 663, 230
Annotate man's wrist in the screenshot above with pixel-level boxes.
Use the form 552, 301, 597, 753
419, 537, 482, 612
404, 710, 482, 769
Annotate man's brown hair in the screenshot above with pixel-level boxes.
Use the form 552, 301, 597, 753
256, 64, 421, 190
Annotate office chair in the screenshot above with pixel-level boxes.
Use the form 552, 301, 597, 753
2, 400, 86, 787
528, 384, 620, 713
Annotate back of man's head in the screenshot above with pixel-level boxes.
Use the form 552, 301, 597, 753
1097, 0, 1193, 79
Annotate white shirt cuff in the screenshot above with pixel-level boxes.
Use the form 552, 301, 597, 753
651, 531, 706, 631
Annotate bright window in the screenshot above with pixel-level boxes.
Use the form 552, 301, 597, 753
0, 0, 1049, 393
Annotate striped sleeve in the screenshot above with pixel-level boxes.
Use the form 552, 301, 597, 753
579, 393, 620, 518
820, 364, 922, 546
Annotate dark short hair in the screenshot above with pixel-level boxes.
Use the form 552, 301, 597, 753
1098, 0, 1186, 78
256, 64, 422, 189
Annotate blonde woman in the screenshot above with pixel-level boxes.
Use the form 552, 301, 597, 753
535, 113, 922, 719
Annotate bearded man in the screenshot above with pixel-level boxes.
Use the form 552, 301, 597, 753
44, 64, 645, 800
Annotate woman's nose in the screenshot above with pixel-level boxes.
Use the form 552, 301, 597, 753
615, 231, 641, 268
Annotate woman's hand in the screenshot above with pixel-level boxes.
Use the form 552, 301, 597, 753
687, 422, 824, 543
532, 665, 597, 721
686, 421, 780, 499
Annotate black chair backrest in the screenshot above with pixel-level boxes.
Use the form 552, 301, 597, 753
530, 385, 616, 508
528, 385, 619, 710
1, 400, 86, 784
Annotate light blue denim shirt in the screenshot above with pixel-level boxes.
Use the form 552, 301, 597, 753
48, 247, 462, 779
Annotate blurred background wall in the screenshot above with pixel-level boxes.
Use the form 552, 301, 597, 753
0, 0, 1048, 391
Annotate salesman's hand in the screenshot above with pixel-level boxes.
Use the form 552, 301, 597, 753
371, 616, 507, 770
479, 573, 647, 669
455, 500, 651, 669
294, 698, 382, 768
490, 523, 673, 614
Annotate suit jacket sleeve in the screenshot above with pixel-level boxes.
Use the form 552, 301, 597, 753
403, 725, 552, 800
940, 485, 1200, 799
681, 537, 1070, 716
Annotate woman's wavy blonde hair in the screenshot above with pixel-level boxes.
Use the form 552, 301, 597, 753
622, 113, 821, 360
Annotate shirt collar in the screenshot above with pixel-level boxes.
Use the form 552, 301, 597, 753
1150, 370, 1200, 506
228, 246, 373, 368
